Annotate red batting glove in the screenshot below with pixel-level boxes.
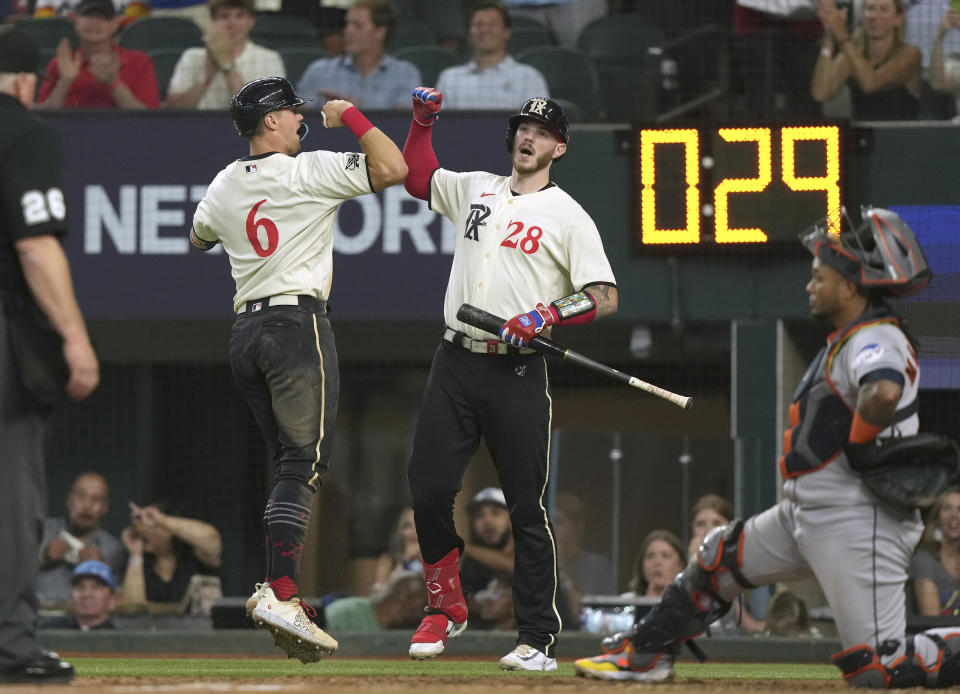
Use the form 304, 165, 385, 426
412, 86, 442, 126
499, 303, 556, 348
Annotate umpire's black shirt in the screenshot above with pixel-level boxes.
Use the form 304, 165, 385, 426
0, 93, 67, 295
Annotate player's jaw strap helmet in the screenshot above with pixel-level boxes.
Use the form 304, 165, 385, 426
505, 97, 570, 159
231, 77, 310, 139
800, 206, 932, 298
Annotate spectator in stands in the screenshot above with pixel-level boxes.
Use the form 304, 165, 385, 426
811, 0, 922, 120
325, 570, 427, 631
296, 0, 421, 109
40, 561, 118, 630
166, 0, 285, 109
458, 487, 515, 628
393, 0, 465, 52
118, 500, 222, 615
764, 589, 819, 637
150, 0, 210, 33
273, 0, 349, 55
907, 0, 960, 69
910, 487, 960, 616
929, 5, 960, 115
686, 493, 733, 558
504, 0, 607, 47
37, 472, 125, 608
35, 0, 160, 110
371, 507, 422, 594
553, 491, 613, 614
435, 0, 549, 110
33, 0, 148, 25
685, 494, 765, 634
622, 529, 685, 600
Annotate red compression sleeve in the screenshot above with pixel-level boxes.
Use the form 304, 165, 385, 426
402, 119, 439, 201
341, 106, 374, 139
548, 303, 598, 326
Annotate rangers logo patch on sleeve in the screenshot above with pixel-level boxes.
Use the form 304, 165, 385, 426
852, 343, 884, 369
345, 153, 360, 171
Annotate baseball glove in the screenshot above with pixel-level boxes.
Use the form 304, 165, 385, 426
850, 433, 960, 509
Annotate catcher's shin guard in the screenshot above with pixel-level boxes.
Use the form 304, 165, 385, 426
831, 642, 926, 689
630, 520, 752, 654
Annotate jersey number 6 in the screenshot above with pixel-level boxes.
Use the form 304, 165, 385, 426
246, 199, 279, 257
500, 220, 542, 254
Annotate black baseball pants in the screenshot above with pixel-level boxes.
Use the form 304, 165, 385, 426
229, 300, 339, 586
408, 340, 562, 656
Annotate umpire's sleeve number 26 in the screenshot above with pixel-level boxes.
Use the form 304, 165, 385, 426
21, 188, 66, 226
246, 199, 279, 257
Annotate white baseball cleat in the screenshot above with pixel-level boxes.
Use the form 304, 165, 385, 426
251, 586, 338, 663
246, 582, 270, 617
499, 644, 557, 672
409, 613, 467, 659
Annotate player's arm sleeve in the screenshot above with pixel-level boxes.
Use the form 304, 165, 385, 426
190, 198, 219, 250
428, 168, 472, 219
1, 126, 66, 241
301, 151, 374, 199
847, 327, 908, 388
565, 208, 617, 292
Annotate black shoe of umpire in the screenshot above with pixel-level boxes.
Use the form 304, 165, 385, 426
0, 650, 75, 684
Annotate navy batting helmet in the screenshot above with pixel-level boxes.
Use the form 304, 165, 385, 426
230, 77, 309, 138
505, 97, 570, 155
800, 206, 932, 298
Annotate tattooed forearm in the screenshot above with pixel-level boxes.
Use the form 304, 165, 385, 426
585, 284, 618, 319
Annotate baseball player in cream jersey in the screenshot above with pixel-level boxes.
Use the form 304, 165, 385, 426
189, 76, 406, 663
576, 208, 960, 689
401, 88, 617, 671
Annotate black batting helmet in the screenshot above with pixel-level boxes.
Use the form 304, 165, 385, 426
230, 77, 309, 138
505, 97, 570, 156
800, 206, 932, 298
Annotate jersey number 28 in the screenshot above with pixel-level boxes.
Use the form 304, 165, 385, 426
500, 220, 542, 254
246, 199, 279, 257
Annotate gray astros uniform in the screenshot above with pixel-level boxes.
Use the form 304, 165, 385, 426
408, 167, 616, 657
724, 308, 956, 667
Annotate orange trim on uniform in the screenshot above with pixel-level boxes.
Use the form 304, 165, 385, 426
780, 448, 842, 481
849, 411, 884, 443
782, 428, 792, 455
788, 401, 800, 426
830, 644, 891, 688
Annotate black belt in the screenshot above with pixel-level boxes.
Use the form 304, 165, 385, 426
236, 294, 326, 315
442, 327, 534, 355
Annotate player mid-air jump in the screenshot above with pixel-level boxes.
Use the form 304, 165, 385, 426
575, 207, 960, 688
189, 76, 406, 663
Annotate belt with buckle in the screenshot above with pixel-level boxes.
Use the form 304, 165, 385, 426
442, 327, 534, 355
236, 294, 326, 315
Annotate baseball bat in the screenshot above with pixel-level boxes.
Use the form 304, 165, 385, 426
456, 304, 694, 410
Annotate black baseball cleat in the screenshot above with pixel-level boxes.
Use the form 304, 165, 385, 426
0, 650, 75, 684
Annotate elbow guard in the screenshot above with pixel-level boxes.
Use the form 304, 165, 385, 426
550, 291, 597, 326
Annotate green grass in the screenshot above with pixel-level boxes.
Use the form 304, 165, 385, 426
70, 657, 840, 681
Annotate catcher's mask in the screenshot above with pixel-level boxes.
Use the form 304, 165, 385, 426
800, 206, 933, 298
505, 97, 569, 160
231, 76, 311, 140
